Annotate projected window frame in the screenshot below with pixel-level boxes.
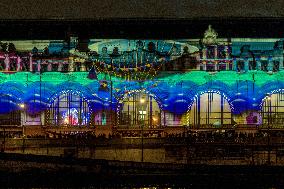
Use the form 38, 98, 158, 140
261, 91, 284, 126
0, 95, 21, 126
188, 92, 232, 127
118, 92, 162, 128
47, 92, 90, 126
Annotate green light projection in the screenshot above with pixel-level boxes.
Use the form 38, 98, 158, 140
0, 71, 281, 88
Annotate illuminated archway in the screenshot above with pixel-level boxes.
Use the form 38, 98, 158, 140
0, 93, 22, 125
117, 90, 162, 128
187, 91, 232, 127
261, 89, 284, 126
45, 90, 91, 126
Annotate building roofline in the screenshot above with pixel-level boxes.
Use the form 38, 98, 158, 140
0, 18, 283, 40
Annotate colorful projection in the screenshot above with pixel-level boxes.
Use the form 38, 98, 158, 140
0, 28, 283, 126
0, 70, 283, 126
46, 91, 91, 126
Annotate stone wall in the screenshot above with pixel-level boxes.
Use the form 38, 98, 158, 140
0, 138, 283, 165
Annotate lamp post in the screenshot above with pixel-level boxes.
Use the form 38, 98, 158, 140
140, 97, 145, 162
267, 95, 272, 165
19, 103, 25, 153
19, 103, 25, 137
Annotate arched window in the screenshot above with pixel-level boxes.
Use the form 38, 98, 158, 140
0, 95, 21, 125
118, 92, 161, 128
46, 91, 91, 126
261, 91, 284, 126
188, 91, 232, 127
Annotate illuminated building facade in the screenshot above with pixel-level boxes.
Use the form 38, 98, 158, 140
0, 24, 284, 135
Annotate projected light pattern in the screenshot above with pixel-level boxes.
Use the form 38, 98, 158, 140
1, 71, 284, 115
0, 34, 283, 126
117, 90, 162, 127
62, 108, 78, 125
46, 91, 91, 126
0, 71, 282, 127
61, 108, 90, 125
186, 91, 232, 126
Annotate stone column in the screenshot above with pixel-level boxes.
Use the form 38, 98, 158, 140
225, 61, 229, 70
37, 60, 41, 72
29, 54, 33, 72
41, 112, 45, 126
244, 59, 249, 72
233, 58, 238, 71
214, 61, 218, 71
16, 56, 22, 71
256, 60, 261, 70
68, 57, 74, 72
225, 46, 229, 59
4, 54, 9, 71
47, 61, 52, 71
267, 58, 273, 72
202, 61, 207, 71
81, 61, 86, 71
202, 49, 206, 59
214, 45, 218, 58
58, 62, 62, 72
278, 58, 283, 71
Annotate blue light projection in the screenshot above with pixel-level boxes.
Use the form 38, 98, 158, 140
0, 34, 283, 122
0, 71, 284, 116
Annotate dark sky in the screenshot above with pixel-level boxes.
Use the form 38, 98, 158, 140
0, 0, 283, 19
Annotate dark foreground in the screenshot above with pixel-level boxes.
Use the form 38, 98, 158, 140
0, 153, 284, 188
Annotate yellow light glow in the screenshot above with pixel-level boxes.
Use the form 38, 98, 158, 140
153, 117, 157, 121
140, 98, 145, 104
64, 118, 69, 124
19, 104, 25, 108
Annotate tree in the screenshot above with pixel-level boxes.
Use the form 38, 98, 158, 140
8, 43, 16, 53
32, 47, 38, 54
43, 47, 49, 55
0, 43, 8, 52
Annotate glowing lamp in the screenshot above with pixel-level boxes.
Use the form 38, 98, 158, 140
64, 118, 69, 124
19, 103, 25, 109
140, 98, 145, 104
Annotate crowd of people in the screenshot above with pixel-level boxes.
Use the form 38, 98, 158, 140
2, 129, 284, 145
165, 130, 283, 144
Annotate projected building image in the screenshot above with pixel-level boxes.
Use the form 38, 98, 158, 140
0, 26, 283, 137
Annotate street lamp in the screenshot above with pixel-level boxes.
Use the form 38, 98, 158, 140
140, 97, 145, 104
152, 117, 157, 122
19, 104, 25, 109
140, 97, 145, 162
19, 103, 26, 153
19, 103, 25, 137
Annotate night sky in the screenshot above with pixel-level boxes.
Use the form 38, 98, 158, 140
0, 0, 283, 19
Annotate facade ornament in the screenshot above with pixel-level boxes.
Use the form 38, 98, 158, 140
202, 25, 218, 45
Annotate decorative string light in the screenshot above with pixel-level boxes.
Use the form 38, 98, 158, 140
186, 90, 234, 125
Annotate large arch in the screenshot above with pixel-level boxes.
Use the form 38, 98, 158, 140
0, 82, 24, 126
0, 93, 23, 125
187, 90, 233, 127
260, 89, 284, 126
117, 89, 163, 128
24, 82, 55, 115
162, 93, 193, 127
256, 81, 284, 103
45, 90, 92, 126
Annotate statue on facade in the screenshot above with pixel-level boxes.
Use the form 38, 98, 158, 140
202, 25, 218, 45
169, 44, 180, 61
8, 43, 16, 53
